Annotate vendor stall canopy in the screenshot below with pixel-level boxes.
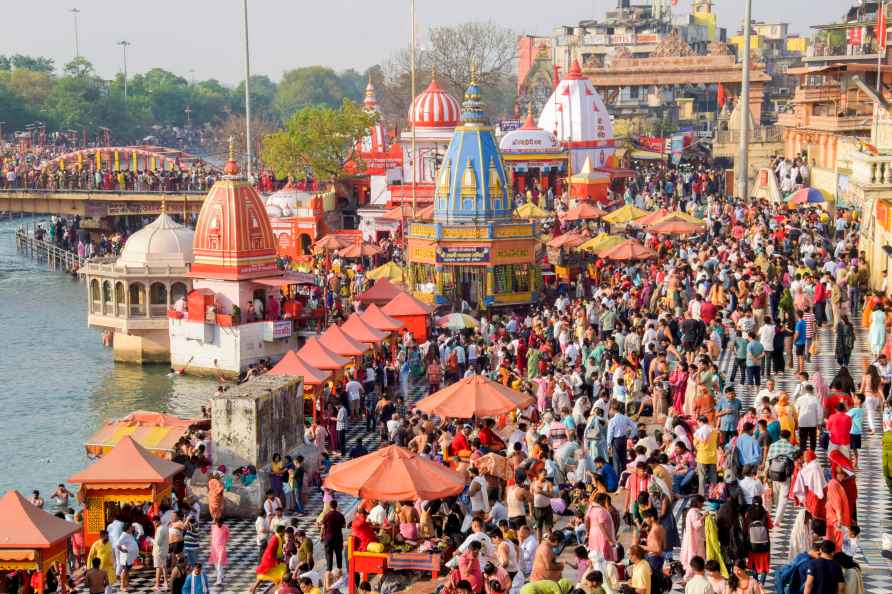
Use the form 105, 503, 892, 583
84, 410, 201, 459
0, 490, 80, 549
69, 436, 184, 485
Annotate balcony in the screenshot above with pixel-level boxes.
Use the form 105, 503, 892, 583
793, 85, 841, 104
776, 112, 801, 127
775, 112, 871, 132
803, 43, 879, 63
852, 153, 892, 187
714, 127, 783, 145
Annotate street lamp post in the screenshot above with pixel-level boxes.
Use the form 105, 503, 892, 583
242, 0, 253, 179
736, 0, 753, 200
117, 40, 131, 101
70, 8, 80, 58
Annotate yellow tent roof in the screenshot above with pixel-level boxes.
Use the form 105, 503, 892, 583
577, 233, 624, 254
603, 204, 649, 224
366, 261, 405, 283
514, 202, 553, 219
654, 211, 706, 226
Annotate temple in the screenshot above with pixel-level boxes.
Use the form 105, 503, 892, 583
406, 69, 540, 309
498, 105, 567, 199
537, 59, 616, 173
168, 141, 310, 377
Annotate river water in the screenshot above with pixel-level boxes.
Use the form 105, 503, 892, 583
0, 216, 215, 500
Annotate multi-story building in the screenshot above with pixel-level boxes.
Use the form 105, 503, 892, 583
776, 2, 889, 200
729, 22, 810, 118
517, 0, 726, 114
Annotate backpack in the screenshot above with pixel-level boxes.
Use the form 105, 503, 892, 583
768, 455, 794, 482
748, 519, 770, 553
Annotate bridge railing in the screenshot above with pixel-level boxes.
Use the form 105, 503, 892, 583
14, 229, 88, 277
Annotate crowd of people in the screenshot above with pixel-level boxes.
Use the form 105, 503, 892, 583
15, 156, 890, 594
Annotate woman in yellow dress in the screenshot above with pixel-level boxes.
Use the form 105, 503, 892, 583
774, 392, 798, 445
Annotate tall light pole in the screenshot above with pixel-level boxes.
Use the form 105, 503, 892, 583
242, 0, 253, 179
117, 40, 131, 101
736, 0, 753, 200
410, 0, 417, 218
70, 8, 80, 58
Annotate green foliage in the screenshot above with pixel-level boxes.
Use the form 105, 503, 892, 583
261, 99, 376, 181
0, 54, 55, 73
274, 66, 356, 120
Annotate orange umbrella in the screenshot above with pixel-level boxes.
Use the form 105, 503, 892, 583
415, 374, 535, 419
646, 219, 703, 235
547, 231, 585, 249
562, 202, 606, 221
323, 445, 466, 501
314, 234, 350, 252
598, 238, 658, 261
338, 243, 383, 258
634, 208, 670, 226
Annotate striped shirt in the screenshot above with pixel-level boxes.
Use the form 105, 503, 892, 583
803, 312, 816, 338
766, 438, 799, 462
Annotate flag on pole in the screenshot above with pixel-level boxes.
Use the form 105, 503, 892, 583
878, 2, 888, 50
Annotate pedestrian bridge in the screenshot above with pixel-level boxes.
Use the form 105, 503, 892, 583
0, 189, 206, 219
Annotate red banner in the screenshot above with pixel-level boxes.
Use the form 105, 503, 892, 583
878, 3, 887, 50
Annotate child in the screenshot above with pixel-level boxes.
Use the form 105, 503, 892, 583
847, 394, 865, 468
568, 510, 588, 545
567, 545, 591, 582
843, 525, 864, 560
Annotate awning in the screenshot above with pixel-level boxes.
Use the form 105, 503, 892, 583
629, 150, 663, 160
253, 271, 317, 287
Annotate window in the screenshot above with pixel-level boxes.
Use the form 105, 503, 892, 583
115, 282, 125, 314
170, 282, 188, 304
102, 281, 113, 315
493, 265, 531, 294
90, 279, 100, 313
129, 282, 146, 316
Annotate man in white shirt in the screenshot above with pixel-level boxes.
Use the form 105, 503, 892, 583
684, 557, 715, 594
336, 405, 348, 454
737, 465, 764, 505
116, 526, 139, 592
755, 378, 777, 403
345, 378, 364, 420
758, 318, 776, 377
456, 517, 494, 563
517, 524, 538, 577
794, 384, 822, 452
468, 468, 490, 518
507, 423, 527, 453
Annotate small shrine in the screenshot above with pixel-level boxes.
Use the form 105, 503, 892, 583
498, 105, 567, 198
406, 69, 541, 310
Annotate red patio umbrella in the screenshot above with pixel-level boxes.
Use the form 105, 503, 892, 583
415, 374, 535, 419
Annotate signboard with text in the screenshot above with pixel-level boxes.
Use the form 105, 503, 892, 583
263, 320, 294, 341
436, 246, 490, 264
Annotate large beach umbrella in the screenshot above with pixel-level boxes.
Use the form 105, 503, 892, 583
787, 187, 831, 207
598, 238, 658, 261
655, 211, 706, 226
366, 261, 405, 284
602, 204, 649, 224
436, 313, 480, 330
646, 219, 703, 236
547, 231, 586, 249
415, 374, 535, 419
562, 202, 606, 221
514, 202, 553, 219
634, 208, 671, 226
577, 233, 624, 254
313, 234, 350, 252
323, 445, 466, 501
338, 242, 383, 259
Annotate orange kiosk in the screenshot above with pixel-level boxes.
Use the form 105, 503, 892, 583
357, 279, 405, 306
381, 292, 433, 342
0, 491, 79, 594
69, 437, 184, 547
341, 313, 389, 347
268, 351, 332, 422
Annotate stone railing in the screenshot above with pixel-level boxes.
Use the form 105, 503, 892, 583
714, 126, 783, 145
852, 153, 892, 186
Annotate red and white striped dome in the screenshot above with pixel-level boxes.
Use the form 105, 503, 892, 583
409, 77, 460, 129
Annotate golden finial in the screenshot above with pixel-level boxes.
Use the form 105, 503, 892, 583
228, 135, 235, 162
470, 61, 478, 85
431, 64, 437, 82
161, 199, 167, 214
527, 103, 534, 118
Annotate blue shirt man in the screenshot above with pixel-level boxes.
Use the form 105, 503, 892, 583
717, 389, 743, 433
736, 423, 761, 466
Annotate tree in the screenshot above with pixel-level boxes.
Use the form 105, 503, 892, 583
8, 54, 55, 73
261, 99, 376, 181
0, 81, 40, 130
274, 66, 349, 119
63, 57, 95, 78
233, 75, 278, 121
5, 69, 55, 106
218, 113, 278, 168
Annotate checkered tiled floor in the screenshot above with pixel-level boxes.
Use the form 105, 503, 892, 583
711, 317, 892, 594
117, 382, 432, 594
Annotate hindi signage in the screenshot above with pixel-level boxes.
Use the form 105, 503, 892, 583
436, 246, 490, 264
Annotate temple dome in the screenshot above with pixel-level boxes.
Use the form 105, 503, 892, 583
409, 74, 461, 129
265, 186, 314, 218
191, 152, 278, 280
117, 211, 194, 268
499, 106, 561, 154
433, 70, 511, 223
537, 58, 615, 172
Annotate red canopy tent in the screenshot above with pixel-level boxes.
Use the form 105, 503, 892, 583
268, 351, 331, 422
358, 278, 405, 305
360, 304, 404, 333
341, 313, 388, 345
319, 324, 370, 358
382, 292, 433, 342
297, 337, 350, 374
0, 491, 80, 594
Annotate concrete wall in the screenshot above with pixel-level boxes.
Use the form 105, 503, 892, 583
210, 375, 305, 471
113, 329, 170, 364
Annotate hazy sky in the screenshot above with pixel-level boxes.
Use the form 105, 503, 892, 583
3, 1, 846, 85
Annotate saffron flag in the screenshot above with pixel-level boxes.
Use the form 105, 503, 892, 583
716, 83, 727, 108
878, 3, 888, 50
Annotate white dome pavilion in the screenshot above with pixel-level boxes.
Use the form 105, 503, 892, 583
117, 211, 195, 268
